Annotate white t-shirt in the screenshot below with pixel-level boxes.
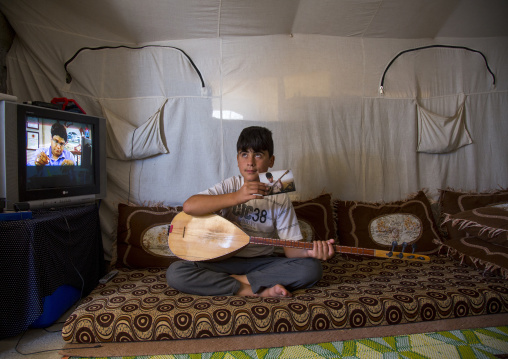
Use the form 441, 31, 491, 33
199, 175, 303, 257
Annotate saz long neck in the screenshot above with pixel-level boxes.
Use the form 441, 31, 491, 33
249, 236, 375, 257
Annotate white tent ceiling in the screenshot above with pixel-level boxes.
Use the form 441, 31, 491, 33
1, 0, 508, 42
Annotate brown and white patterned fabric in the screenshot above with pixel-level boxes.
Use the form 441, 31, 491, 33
443, 204, 508, 247
62, 255, 508, 344
438, 188, 508, 241
292, 193, 337, 242
436, 189, 508, 279
436, 236, 508, 280
116, 203, 183, 268
334, 191, 441, 255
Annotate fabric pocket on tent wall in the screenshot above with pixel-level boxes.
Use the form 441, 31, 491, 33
416, 96, 473, 154
102, 99, 169, 160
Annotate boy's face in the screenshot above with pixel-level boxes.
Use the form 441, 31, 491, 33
50, 135, 66, 158
237, 149, 274, 182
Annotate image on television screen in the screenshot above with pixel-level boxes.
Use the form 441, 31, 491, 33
25, 115, 95, 191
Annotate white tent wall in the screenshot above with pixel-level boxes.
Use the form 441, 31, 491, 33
0, 1, 507, 261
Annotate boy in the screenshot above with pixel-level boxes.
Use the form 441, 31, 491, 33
32, 123, 75, 166
166, 126, 335, 297
265, 172, 283, 194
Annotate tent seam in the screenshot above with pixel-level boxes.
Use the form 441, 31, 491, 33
218, 0, 225, 180
362, 0, 384, 38
218, 0, 222, 38
220, 38, 224, 181
360, 38, 367, 201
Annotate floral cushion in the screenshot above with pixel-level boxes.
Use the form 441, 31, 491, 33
116, 203, 182, 268
334, 191, 441, 254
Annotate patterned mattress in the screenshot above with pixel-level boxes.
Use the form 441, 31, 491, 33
62, 255, 508, 343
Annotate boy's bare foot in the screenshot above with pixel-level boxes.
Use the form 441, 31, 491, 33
259, 284, 292, 297
231, 275, 291, 297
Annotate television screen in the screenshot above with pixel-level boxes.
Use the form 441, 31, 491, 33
0, 101, 106, 211
24, 116, 95, 192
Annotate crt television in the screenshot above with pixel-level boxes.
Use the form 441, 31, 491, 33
0, 100, 107, 211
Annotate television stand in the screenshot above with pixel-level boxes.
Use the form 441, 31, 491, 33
0, 204, 105, 339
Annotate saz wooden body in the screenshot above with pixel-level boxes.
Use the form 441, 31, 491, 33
167, 212, 431, 263
168, 212, 250, 261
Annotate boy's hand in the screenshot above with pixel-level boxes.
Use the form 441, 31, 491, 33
183, 180, 269, 216
35, 152, 49, 166
308, 239, 335, 260
237, 181, 269, 202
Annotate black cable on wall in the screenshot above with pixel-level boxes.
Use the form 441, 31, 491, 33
379, 44, 496, 94
64, 45, 205, 88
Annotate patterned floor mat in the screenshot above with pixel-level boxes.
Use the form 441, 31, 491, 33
66, 325, 508, 358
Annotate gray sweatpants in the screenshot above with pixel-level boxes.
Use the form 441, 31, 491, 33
166, 256, 323, 296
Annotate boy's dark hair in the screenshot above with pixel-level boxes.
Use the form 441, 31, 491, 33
237, 126, 274, 157
51, 122, 68, 142
265, 172, 273, 179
